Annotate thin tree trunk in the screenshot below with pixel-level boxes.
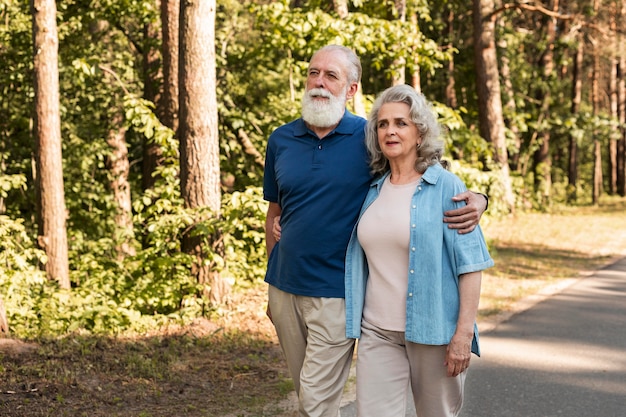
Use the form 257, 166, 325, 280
609, 56, 618, 195
142, 4, 164, 191
31, 0, 70, 289
161, 0, 179, 132
445, 9, 457, 108
0, 296, 9, 336
106, 112, 135, 259
592, 0, 602, 204
568, 37, 583, 203
532, 0, 559, 206
619, 1, 626, 196
618, 52, 626, 196
472, 0, 515, 211
179, 0, 226, 304
608, 11, 619, 195
390, 0, 407, 86
497, 17, 520, 171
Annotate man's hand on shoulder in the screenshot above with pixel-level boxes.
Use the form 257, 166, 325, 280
443, 191, 488, 234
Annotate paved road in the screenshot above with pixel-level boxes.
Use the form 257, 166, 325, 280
340, 256, 626, 417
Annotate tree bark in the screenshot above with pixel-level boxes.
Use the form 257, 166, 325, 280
472, 0, 515, 211
31, 0, 70, 289
568, 37, 583, 202
497, 17, 520, 171
106, 112, 135, 259
142, 3, 164, 191
532, 0, 558, 206
179, 0, 226, 304
161, 0, 179, 132
445, 9, 457, 108
618, 52, 626, 196
0, 296, 9, 336
390, 0, 406, 86
618, 0, 626, 196
592, 0, 603, 204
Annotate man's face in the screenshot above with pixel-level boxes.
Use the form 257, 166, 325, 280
301, 50, 357, 128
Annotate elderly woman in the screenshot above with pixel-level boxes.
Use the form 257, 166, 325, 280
345, 84, 494, 417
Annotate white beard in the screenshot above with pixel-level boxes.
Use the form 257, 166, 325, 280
301, 87, 347, 128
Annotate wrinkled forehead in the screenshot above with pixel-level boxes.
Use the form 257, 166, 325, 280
308, 50, 349, 76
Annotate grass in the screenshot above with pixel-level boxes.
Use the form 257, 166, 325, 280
1, 196, 626, 417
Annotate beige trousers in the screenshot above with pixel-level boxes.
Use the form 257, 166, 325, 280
356, 319, 466, 417
269, 285, 355, 417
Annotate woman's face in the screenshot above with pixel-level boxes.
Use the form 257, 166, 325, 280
376, 102, 420, 163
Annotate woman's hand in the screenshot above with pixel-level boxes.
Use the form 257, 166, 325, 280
445, 332, 473, 377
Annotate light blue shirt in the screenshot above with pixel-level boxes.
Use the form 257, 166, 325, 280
345, 164, 494, 355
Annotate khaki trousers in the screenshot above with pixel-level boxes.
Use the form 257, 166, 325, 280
269, 285, 355, 417
356, 319, 466, 417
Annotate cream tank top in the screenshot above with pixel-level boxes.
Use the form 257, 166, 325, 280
357, 175, 420, 331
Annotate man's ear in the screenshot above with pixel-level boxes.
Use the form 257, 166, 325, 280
346, 81, 359, 100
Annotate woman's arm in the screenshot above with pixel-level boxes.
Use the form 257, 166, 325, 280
445, 271, 482, 377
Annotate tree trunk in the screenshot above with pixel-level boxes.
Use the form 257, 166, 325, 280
179, 0, 226, 304
497, 17, 520, 171
31, 0, 70, 289
617, 50, 626, 197
332, 0, 348, 18
609, 55, 618, 195
106, 112, 135, 259
142, 6, 164, 191
390, 0, 406, 86
608, 11, 619, 195
532, 0, 558, 206
0, 296, 9, 336
568, 37, 583, 203
592, 0, 602, 204
472, 0, 515, 211
444, 9, 457, 108
161, 0, 180, 132
592, 37, 602, 204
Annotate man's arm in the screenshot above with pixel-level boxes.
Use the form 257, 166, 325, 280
264, 202, 282, 323
443, 191, 488, 234
265, 202, 282, 255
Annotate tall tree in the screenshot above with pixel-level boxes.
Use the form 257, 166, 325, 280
472, 0, 515, 210
161, 0, 179, 132
532, 0, 559, 205
391, 0, 407, 86
142, 3, 164, 191
568, 35, 584, 202
179, 0, 225, 303
618, 0, 626, 197
31, 0, 69, 289
592, 0, 603, 204
106, 111, 135, 259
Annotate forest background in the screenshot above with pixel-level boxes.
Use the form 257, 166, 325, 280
2, 0, 626, 415
1, 0, 626, 360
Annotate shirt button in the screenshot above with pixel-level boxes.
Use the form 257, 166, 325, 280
412, 205, 416, 208
411, 247, 416, 251
410, 270, 414, 274
411, 224, 416, 228
318, 145, 322, 149
408, 292, 413, 297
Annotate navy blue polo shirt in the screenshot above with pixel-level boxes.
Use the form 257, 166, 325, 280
263, 111, 372, 298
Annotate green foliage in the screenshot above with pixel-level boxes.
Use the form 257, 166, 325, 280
2, 0, 622, 338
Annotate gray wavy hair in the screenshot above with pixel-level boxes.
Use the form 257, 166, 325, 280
365, 84, 446, 176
